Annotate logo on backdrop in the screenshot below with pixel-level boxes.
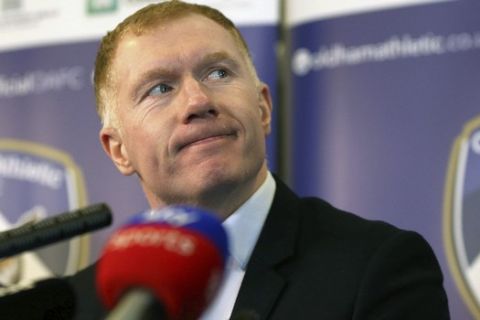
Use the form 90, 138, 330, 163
292, 32, 480, 77
444, 116, 480, 318
0, 139, 88, 286
86, 0, 118, 15
291, 48, 313, 77
0, 66, 85, 99
0, 0, 58, 29
1, 0, 21, 12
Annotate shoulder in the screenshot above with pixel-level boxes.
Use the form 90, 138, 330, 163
271, 177, 434, 266
261, 178, 449, 318
298, 196, 401, 241
273, 176, 404, 244
297, 197, 449, 318
299, 195, 437, 258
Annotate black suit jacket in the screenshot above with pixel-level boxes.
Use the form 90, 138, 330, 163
1, 178, 450, 319
229, 178, 449, 319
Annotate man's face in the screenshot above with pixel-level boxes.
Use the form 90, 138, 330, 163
101, 14, 272, 214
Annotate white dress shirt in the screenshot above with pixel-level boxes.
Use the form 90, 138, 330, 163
200, 172, 276, 320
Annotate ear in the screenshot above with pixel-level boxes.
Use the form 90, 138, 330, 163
99, 127, 135, 176
258, 82, 273, 135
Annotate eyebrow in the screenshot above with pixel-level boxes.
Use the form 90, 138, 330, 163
130, 51, 241, 102
196, 51, 240, 71
130, 68, 176, 103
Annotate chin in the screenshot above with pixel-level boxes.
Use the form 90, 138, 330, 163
186, 167, 239, 195
197, 168, 237, 190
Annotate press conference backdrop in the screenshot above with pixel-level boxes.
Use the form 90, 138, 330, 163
288, 1, 480, 319
0, 0, 278, 284
1, 0, 479, 319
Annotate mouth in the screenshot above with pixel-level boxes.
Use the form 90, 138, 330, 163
175, 128, 237, 153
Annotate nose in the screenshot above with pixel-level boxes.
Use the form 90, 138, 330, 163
180, 76, 218, 123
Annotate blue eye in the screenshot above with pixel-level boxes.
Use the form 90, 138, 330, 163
207, 69, 228, 80
149, 83, 172, 96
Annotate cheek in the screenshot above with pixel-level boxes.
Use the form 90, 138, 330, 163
124, 107, 173, 146
122, 123, 165, 163
241, 109, 267, 145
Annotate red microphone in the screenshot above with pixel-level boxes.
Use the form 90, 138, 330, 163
96, 205, 229, 320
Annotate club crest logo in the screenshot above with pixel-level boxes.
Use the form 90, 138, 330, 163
444, 116, 480, 318
0, 139, 89, 287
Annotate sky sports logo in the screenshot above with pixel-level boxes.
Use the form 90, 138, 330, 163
108, 227, 197, 255
292, 31, 480, 76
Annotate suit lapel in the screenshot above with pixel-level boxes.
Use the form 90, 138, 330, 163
231, 177, 300, 319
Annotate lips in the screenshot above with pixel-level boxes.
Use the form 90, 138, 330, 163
174, 126, 237, 153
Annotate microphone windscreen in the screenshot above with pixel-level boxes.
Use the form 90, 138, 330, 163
96, 205, 229, 320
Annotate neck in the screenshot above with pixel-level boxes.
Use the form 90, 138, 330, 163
200, 168, 268, 220
144, 166, 268, 221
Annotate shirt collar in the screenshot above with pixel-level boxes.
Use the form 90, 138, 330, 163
223, 172, 276, 270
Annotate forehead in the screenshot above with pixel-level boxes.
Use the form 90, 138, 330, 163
112, 14, 245, 74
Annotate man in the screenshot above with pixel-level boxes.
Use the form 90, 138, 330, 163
51, 1, 451, 319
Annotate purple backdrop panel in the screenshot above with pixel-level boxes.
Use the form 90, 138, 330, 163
290, 2, 480, 319
240, 25, 279, 172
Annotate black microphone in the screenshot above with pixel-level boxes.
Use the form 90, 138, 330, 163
105, 288, 167, 320
0, 277, 75, 319
0, 203, 112, 259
